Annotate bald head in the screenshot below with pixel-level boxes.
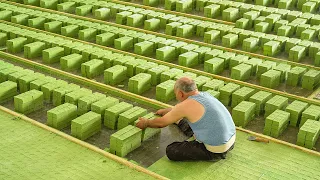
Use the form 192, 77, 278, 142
175, 77, 197, 93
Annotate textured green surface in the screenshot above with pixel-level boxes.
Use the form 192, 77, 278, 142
0, 110, 154, 180
149, 131, 320, 179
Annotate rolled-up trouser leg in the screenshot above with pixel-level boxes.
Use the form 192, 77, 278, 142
176, 118, 193, 137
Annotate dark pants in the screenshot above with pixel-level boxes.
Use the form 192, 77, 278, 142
166, 119, 234, 161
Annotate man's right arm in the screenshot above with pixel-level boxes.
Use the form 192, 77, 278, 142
155, 107, 172, 116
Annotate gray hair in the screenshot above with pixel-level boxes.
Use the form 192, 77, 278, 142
175, 77, 197, 93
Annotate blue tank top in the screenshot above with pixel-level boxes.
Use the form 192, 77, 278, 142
187, 92, 236, 146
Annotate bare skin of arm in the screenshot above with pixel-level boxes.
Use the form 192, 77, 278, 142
155, 107, 172, 116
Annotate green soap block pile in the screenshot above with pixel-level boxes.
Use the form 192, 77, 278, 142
104, 65, 127, 85
0, 81, 18, 103
75, 5, 92, 16
263, 41, 280, 56
136, 62, 158, 74
114, 36, 133, 51
165, 22, 182, 36
60, 54, 83, 71
231, 87, 255, 108
178, 51, 199, 68
128, 73, 151, 95
57, 2, 76, 13
222, 34, 238, 48
300, 105, 320, 127
42, 47, 65, 64
47, 103, 77, 130
134, 112, 161, 141
18, 73, 45, 93
78, 92, 106, 115
204, 30, 220, 44
232, 101, 256, 127
81, 59, 104, 79
222, 7, 239, 22
289, 45, 306, 62
7, 37, 28, 53
202, 79, 224, 91
61, 25, 80, 38
8, 69, 34, 85
94, 8, 110, 20
156, 46, 176, 62
147, 65, 170, 85
287, 67, 307, 86
124, 58, 147, 77
194, 76, 211, 90
52, 83, 80, 106
229, 55, 249, 70
256, 61, 277, 78
14, 89, 44, 114
285, 100, 308, 127
110, 125, 142, 157
204, 57, 224, 74
230, 63, 252, 81
116, 11, 133, 25
64, 88, 92, 105
105, 102, 133, 130
71, 111, 101, 140
41, 80, 68, 101
118, 106, 147, 130
243, 58, 263, 75
297, 120, 320, 149
96, 32, 116, 47
273, 63, 291, 82
301, 69, 320, 90
156, 79, 176, 102
44, 21, 62, 33
134, 41, 154, 56
204, 4, 221, 18
263, 110, 290, 138
242, 37, 259, 52
176, 24, 194, 38
174, 72, 197, 80
144, 18, 160, 31
265, 95, 288, 117
219, 83, 240, 106
249, 91, 273, 116
24, 41, 46, 59
91, 96, 119, 121
79, 28, 97, 42
260, 70, 281, 88
126, 13, 144, 27
160, 68, 183, 82
206, 89, 220, 99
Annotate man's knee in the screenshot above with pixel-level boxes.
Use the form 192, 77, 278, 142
166, 142, 181, 161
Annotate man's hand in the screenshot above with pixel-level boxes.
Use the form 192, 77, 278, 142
155, 108, 172, 116
136, 117, 149, 129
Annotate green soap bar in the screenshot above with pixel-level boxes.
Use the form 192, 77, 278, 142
229, 55, 249, 70
60, 54, 83, 71
0, 66, 24, 83
47, 103, 77, 130
28, 17, 46, 29
0, 33, 7, 46
194, 76, 211, 90
79, 28, 97, 42
134, 41, 154, 56
193, 47, 212, 63
232, 101, 256, 127
222, 33, 238, 48
204, 4, 221, 18
41, 80, 68, 101
222, 7, 239, 22
127, 14, 144, 27
104, 65, 127, 85
8, 69, 34, 85
136, 62, 158, 74
52, 84, 80, 106
257, 61, 277, 78
231, 87, 255, 108
176, 24, 194, 38
260, 70, 281, 88
230, 63, 252, 81
65, 88, 92, 105
124, 59, 147, 77
243, 58, 263, 75
102, 53, 123, 68
217, 52, 236, 68
114, 36, 134, 51
287, 67, 307, 86
160, 68, 183, 82
181, 44, 199, 54
91, 97, 119, 120
144, 18, 160, 31
75, 5, 92, 16
265, 95, 288, 117
176, 0, 193, 13
78, 92, 106, 115
264, 110, 290, 138
147, 65, 170, 85
156, 79, 175, 102
174, 72, 197, 80
18, 73, 45, 93
219, 83, 240, 106
242, 37, 259, 52
94, 8, 111, 20
202, 79, 224, 91
81, 59, 104, 79
301, 70, 320, 90
24, 42, 46, 59
96, 32, 116, 47
40, 0, 58, 9
204, 57, 224, 74
128, 73, 152, 95
44, 21, 62, 34
165, 22, 182, 36
273, 63, 291, 82
116, 11, 133, 25
7, 37, 28, 53
42, 47, 65, 64
144, 0, 159, 6
178, 51, 199, 68
204, 49, 224, 61
235, 18, 249, 29
0, 81, 18, 103
71, 111, 101, 140
134, 113, 161, 141
156, 46, 176, 62
289, 45, 306, 62
105, 102, 133, 129
249, 91, 273, 115
301, 105, 320, 127
285, 100, 308, 127
11, 14, 29, 25
118, 106, 147, 129
0, 10, 13, 21
61, 25, 79, 38
14, 89, 44, 114
57, 2, 76, 13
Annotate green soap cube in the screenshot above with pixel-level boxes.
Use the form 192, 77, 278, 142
24, 42, 45, 59
264, 110, 290, 137
301, 105, 320, 127
147, 65, 170, 85
309, 42, 320, 59
114, 36, 133, 51
311, 14, 320, 25
94, 8, 111, 20
278, 0, 291, 9
232, 101, 256, 127
204, 30, 220, 44
65, 88, 92, 105
44, 21, 62, 33
274, 20, 289, 33
204, 4, 221, 18
315, 51, 320, 66
124, 58, 147, 77
127, 14, 144, 27
287, 67, 307, 86
91, 97, 119, 120
235, 18, 249, 29
134, 41, 154, 56
301, 69, 320, 90
40, 0, 58, 9
57, 2, 76, 13
243, 11, 260, 23
242, 37, 259, 52
76, 5, 92, 16
14, 90, 44, 114
239, 30, 254, 44
128, 73, 151, 95
286, 100, 308, 127
165, 0, 177, 10
156, 46, 176, 62
47, 103, 77, 130
81, 59, 104, 79
28, 17, 46, 29
8, 69, 34, 85
206, 89, 220, 99
196, 22, 211, 37
160, 68, 183, 82
243, 58, 263, 75
11, 14, 29, 25
109, 125, 142, 157
71, 111, 101, 140
60, 54, 83, 71
231, 87, 256, 108
79, 28, 96, 42
0, 10, 12, 21
277, 25, 291, 36
18, 73, 45, 93
296, 24, 310, 37
222, 7, 239, 22
302, 1, 317, 13
144, 18, 160, 31
176, 24, 194, 38
178, 51, 199, 68
78, 92, 106, 115
136, 62, 158, 74
61, 25, 79, 38
0, 81, 18, 103
287, 11, 302, 22
289, 45, 306, 62
116, 11, 133, 25
105, 102, 133, 129
165, 22, 182, 36
230, 63, 252, 81
273, 63, 291, 82
255, 22, 269, 33
301, 29, 316, 40
285, 38, 301, 53
204, 57, 224, 74
222, 34, 238, 48
144, 0, 159, 6
202, 79, 224, 91
52, 84, 80, 106
170, 41, 188, 55
257, 61, 277, 78
263, 41, 280, 56
0, 33, 7, 46
96, 32, 116, 47
260, 70, 281, 88
219, 83, 240, 106
229, 55, 249, 69
176, 0, 193, 13
249, 91, 273, 115
40, 79, 68, 101
174, 72, 197, 81
118, 107, 147, 129
104, 65, 127, 85
194, 76, 211, 90
204, 49, 224, 61
239, 4, 254, 15
265, 95, 288, 117
7, 37, 28, 53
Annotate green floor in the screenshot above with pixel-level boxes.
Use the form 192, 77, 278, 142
148, 131, 320, 180
0, 110, 155, 180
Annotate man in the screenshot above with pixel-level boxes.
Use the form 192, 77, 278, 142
136, 77, 236, 161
